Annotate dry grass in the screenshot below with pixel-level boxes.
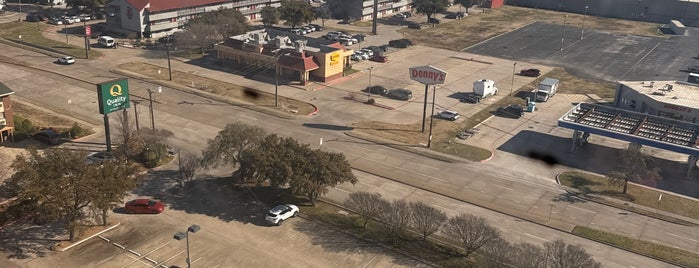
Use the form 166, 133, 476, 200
13, 102, 82, 131
117, 62, 316, 115
401, 6, 663, 51
0, 21, 102, 59
543, 68, 617, 99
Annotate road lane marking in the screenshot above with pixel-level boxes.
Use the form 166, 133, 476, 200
416, 162, 439, 170
490, 183, 514, 191
568, 205, 596, 214
666, 232, 699, 243
523, 232, 550, 242
334, 187, 350, 193
432, 204, 459, 214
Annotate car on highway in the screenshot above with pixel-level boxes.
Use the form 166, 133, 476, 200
366, 85, 389, 95
369, 55, 388, 63
519, 68, 541, 77
437, 110, 460, 121
265, 204, 298, 225
57, 56, 75, 65
124, 199, 165, 214
387, 88, 412, 100
496, 104, 525, 119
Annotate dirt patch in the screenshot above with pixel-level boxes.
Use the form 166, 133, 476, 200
12, 102, 78, 131
116, 62, 316, 115
402, 6, 663, 51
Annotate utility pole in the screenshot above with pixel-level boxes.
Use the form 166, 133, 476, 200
510, 62, 517, 95
166, 36, 172, 81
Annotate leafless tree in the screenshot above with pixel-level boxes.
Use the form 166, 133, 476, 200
377, 199, 411, 240
409, 201, 447, 241
443, 213, 501, 257
178, 152, 201, 188
344, 191, 386, 228
606, 144, 661, 193
544, 239, 601, 268
113, 110, 142, 160
483, 240, 547, 268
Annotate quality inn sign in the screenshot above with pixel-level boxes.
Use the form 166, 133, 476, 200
97, 78, 130, 115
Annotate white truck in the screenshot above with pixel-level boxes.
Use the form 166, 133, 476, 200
472, 79, 498, 100
535, 78, 559, 102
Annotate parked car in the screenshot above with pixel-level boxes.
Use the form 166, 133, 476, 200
428, 18, 441, 24
394, 13, 407, 19
34, 129, 65, 145
519, 68, 541, 77
389, 39, 408, 48
496, 104, 525, 119
86, 151, 115, 163
289, 28, 304, 35
302, 25, 315, 33
124, 199, 165, 214
387, 88, 412, 100
688, 65, 699, 73
407, 22, 428, 29
369, 55, 388, 63
25, 14, 41, 22
351, 53, 363, 61
438, 110, 460, 121
265, 204, 299, 225
354, 51, 369, 60
57, 56, 75, 65
48, 18, 63, 25
360, 48, 374, 57
366, 85, 389, 95
399, 38, 414, 46
403, 12, 412, 18
309, 24, 323, 31
353, 34, 366, 42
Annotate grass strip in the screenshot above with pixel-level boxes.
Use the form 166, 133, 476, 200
573, 226, 699, 267
559, 172, 699, 220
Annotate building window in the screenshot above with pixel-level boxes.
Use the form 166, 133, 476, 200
170, 18, 176, 22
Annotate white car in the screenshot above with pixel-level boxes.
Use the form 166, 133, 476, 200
265, 204, 299, 225
58, 56, 75, 65
438, 110, 460, 121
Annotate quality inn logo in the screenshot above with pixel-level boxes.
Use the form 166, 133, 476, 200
109, 84, 123, 97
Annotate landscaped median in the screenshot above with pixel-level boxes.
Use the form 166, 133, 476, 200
558, 171, 699, 221
0, 21, 102, 59
573, 226, 699, 267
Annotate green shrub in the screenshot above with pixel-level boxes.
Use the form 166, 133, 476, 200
69, 123, 91, 138
140, 143, 168, 168
13, 115, 37, 135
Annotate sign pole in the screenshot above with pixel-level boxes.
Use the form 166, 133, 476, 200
421, 83, 428, 132
104, 115, 112, 153
427, 85, 436, 147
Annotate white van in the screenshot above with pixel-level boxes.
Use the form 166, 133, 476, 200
98, 36, 116, 48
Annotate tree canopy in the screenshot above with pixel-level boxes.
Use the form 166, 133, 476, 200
606, 145, 661, 194
7, 148, 139, 241
412, 0, 451, 20
279, 0, 316, 28
260, 6, 281, 27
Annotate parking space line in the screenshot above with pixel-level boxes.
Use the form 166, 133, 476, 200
123, 242, 172, 267
361, 256, 377, 268
158, 250, 185, 266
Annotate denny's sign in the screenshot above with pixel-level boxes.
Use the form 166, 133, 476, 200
96, 78, 130, 115
409, 65, 448, 85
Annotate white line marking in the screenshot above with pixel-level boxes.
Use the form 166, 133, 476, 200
415, 162, 439, 170
523, 232, 550, 242
334, 187, 350, 193
666, 232, 699, 243
296, 129, 314, 136
569, 205, 596, 214
158, 250, 185, 266
490, 183, 514, 191
432, 204, 459, 214
362, 256, 377, 268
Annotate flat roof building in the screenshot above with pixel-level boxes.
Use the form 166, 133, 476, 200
613, 80, 699, 123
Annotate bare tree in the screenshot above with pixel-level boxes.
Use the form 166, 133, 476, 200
443, 214, 501, 257
377, 199, 411, 240
344, 191, 386, 228
409, 201, 447, 241
606, 144, 661, 194
178, 152, 201, 188
544, 239, 601, 268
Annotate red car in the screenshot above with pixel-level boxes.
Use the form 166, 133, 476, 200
369, 55, 388, 63
124, 199, 165, 214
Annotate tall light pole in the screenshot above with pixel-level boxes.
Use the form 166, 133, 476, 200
367, 66, 374, 99
580, 6, 589, 40
510, 62, 517, 95
427, 85, 436, 147
174, 224, 201, 268
166, 35, 173, 81
275, 55, 280, 107
560, 15, 568, 51
147, 87, 162, 130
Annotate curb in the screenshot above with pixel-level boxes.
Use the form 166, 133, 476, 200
57, 222, 121, 251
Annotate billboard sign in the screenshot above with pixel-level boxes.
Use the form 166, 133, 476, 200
85, 25, 91, 37
409, 65, 448, 85
96, 78, 130, 115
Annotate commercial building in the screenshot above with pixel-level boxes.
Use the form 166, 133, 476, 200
214, 29, 354, 85
613, 80, 699, 123
325, 0, 413, 21
104, 0, 281, 39
0, 82, 15, 144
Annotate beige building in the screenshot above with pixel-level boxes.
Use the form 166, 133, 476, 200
614, 80, 699, 123
214, 29, 354, 85
105, 0, 281, 39
0, 82, 15, 143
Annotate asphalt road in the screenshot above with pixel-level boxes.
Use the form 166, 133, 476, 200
0, 13, 697, 267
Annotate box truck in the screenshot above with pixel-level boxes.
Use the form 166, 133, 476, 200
535, 78, 559, 102
473, 79, 498, 100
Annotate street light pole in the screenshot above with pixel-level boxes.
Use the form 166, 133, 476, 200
275, 56, 279, 107
166, 36, 172, 81
147, 87, 161, 130
510, 62, 517, 95
367, 67, 374, 99
580, 6, 589, 40
174, 225, 201, 268
560, 15, 568, 51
